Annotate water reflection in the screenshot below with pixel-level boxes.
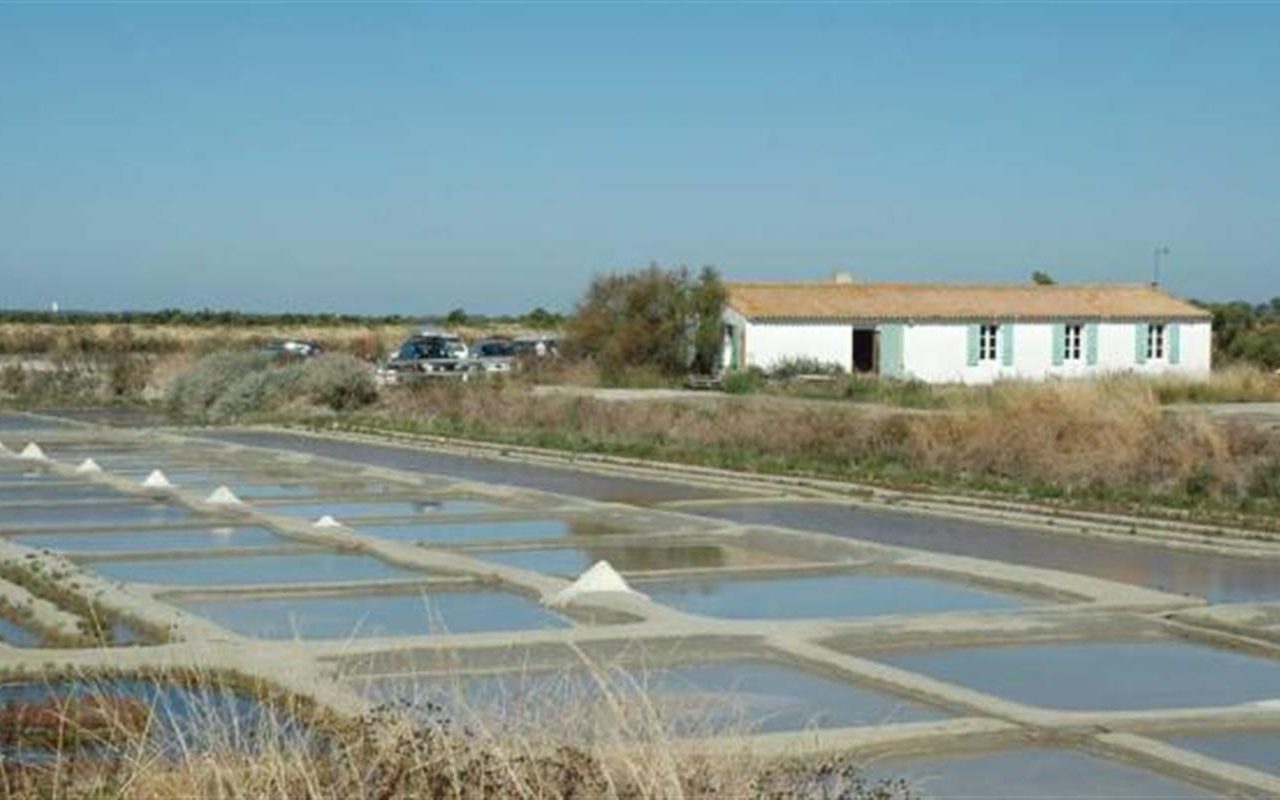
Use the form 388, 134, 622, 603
694, 502, 1280, 603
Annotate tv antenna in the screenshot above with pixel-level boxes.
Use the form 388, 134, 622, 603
1152, 245, 1170, 287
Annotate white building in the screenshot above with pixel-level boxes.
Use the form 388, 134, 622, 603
722, 280, 1212, 384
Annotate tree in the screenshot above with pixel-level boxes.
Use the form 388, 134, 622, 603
566, 263, 726, 381
1031, 270, 1056, 285
444, 308, 469, 327
522, 307, 564, 329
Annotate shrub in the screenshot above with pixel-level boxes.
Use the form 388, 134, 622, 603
566, 264, 725, 382
301, 354, 378, 411
105, 355, 154, 399
208, 364, 305, 423
166, 350, 376, 422
166, 350, 273, 419
769, 357, 844, 380
723, 368, 765, 395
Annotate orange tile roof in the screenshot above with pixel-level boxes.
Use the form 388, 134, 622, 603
725, 281, 1210, 322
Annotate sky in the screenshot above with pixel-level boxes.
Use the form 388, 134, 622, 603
1, 3, 1277, 314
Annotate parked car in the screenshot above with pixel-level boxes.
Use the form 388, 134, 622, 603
511, 334, 559, 358
417, 328, 469, 360
381, 331, 475, 381
260, 339, 322, 361
472, 339, 517, 373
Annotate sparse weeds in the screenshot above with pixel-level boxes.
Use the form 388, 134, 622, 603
0, 667, 911, 799
0, 558, 157, 648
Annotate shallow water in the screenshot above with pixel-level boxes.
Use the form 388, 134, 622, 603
0, 501, 194, 529
863, 747, 1211, 798
0, 415, 68, 431
879, 640, 1280, 711
254, 498, 504, 520
351, 660, 946, 735
12, 525, 290, 554
1162, 730, 1280, 776
0, 483, 129, 502
205, 431, 757, 505
0, 615, 42, 647
0, 677, 294, 758
478, 543, 729, 576
88, 551, 422, 586
358, 517, 625, 546
637, 572, 1028, 620
693, 501, 1280, 603
178, 588, 569, 639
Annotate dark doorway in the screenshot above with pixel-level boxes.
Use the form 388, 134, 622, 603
852, 329, 878, 374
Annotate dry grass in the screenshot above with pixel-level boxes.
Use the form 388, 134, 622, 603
361, 376, 1280, 515
0, 667, 909, 799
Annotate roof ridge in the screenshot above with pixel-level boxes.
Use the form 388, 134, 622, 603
725, 280, 1167, 291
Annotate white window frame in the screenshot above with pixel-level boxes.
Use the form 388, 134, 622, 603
979, 324, 1000, 362
1147, 323, 1166, 361
1063, 323, 1084, 363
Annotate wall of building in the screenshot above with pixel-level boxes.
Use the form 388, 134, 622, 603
739, 318, 854, 372
903, 320, 1212, 384
726, 310, 1212, 383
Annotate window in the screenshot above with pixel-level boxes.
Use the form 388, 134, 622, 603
1146, 324, 1166, 361
1063, 324, 1084, 362
979, 324, 999, 362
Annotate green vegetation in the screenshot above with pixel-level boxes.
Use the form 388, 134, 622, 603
167, 351, 377, 423
723, 367, 765, 395
0, 306, 567, 330
566, 264, 725, 383
1197, 297, 1280, 369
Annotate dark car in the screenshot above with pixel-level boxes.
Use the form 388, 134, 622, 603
472, 339, 517, 373
381, 333, 475, 381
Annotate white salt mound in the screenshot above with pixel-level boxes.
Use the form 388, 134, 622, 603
313, 515, 343, 528
141, 469, 174, 489
75, 458, 103, 474
548, 561, 644, 608
19, 442, 47, 461
0, 441, 9, 454
205, 486, 242, 505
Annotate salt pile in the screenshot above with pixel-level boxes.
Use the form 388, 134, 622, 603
205, 486, 243, 505
548, 561, 644, 607
75, 458, 103, 474
141, 470, 174, 489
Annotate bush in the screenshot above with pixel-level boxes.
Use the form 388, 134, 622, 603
301, 354, 378, 411
566, 264, 725, 383
769, 357, 845, 380
166, 351, 273, 419
208, 365, 305, 422
723, 368, 765, 395
166, 351, 376, 422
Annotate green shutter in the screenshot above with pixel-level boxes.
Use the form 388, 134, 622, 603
1001, 324, 1014, 367
1135, 324, 1148, 365
879, 324, 905, 378
1168, 323, 1181, 364
966, 324, 980, 367
1052, 325, 1065, 367
1086, 323, 1099, 366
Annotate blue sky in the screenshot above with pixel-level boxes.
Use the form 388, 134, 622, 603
1, 3, 1276, 314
